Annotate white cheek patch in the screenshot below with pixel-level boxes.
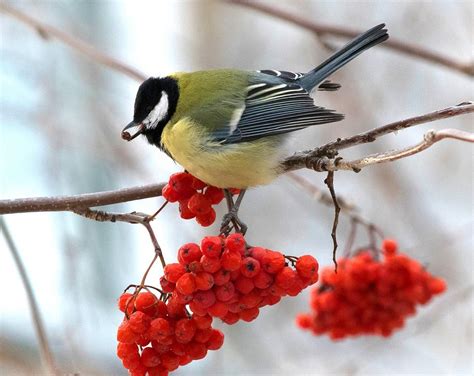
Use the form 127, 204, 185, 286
145, 91, 169, 129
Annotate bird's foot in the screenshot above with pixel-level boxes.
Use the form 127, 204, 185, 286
220, 208, 248, 237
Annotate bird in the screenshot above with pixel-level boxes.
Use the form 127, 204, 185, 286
122, 24, 389, 233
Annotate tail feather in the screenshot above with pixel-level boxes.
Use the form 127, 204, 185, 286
298, 24, 388, 91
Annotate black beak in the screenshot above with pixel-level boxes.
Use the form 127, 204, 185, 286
121, 121, 145, 141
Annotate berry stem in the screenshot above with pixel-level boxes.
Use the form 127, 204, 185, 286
324, 171, 340, 272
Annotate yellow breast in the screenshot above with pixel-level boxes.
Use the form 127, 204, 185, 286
161, 118, 284, 188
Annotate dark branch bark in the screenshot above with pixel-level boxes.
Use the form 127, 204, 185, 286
282, 102, 474, 172
0, 183, 165, 214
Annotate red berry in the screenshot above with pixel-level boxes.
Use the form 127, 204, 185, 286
201, 255, 221, 273
295, 314, 312, 329
207, 301, 229, 318
383, 238, 398, 256
149, 318, 172, 339
234, 275, 255, 294
179, 354, 192, 366
179, 199, 195, 219
213, 269, 231, 286
204, 186, 225, 204
262, 251, 285, 274
241, 257, 261, 278
176, 273, 196, 295
239, 290, 263, 309
296, 255, 319, 279
171, 341, 186, 356
194, 327, 214, 343
215, 281, 236, 302
196, 208, 216, 227
193, 290, 217, 309
117, 342, 138, 359
248, 247, 267, 262
135, 292, 158, 315
429, 278, 447, 294
191, 176, 207, 190
206, 329, 224, 350
221, 250, 242, 271
194, 272, 214, 291
141, 347, 161, 367
275, 267, 298, 290
122, 352, 141, 370
161, 183, 180, 203
117, 320, 139, 344
118, 293, 134, 314
222, 312, 240, 325
128, 311, 151, 334
175, 318, 197, 343
186, 341, 208, 360
225, 233, 246, 255
178, 243, 202, 265
201, 236, 223, 258
164, 263, 186, 283
253, 270, 273, 289
239, 307, 260, 322
161, 352, 180, 371
188, 193, 211, 215
192, 314, 213, 330
160, 276, 175, 293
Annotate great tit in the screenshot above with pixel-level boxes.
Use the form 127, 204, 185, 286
122, 24, 388, 190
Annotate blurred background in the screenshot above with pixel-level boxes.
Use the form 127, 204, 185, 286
0, 0, 472, 375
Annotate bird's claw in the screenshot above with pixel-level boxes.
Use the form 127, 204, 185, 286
220, 209, 248, 236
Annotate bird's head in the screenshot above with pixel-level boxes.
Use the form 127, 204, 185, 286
122, 76, 179, 146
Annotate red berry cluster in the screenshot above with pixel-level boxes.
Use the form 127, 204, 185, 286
117, 290, 224, 375
161, 233, 319, 324
161, 172, 239, 227
296, 239, 446, 340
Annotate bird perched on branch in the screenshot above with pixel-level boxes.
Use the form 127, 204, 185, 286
122, 24, 389, 233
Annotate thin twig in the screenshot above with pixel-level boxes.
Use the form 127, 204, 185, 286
0, 183, 165, 215
319, 128, 474, 172
0, 218, 59, 375
228, 0, 474, 77
72, 208, 166, 268
323, 171, 340, 271
282, 102, 474, 172
0, 3, 147, 82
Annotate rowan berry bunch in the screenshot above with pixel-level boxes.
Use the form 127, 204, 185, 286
117, 289, 224, 376
296, 239, 446, 340
161, 172, 239, 227
161, 233, 319, 324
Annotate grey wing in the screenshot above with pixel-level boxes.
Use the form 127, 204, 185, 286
213, 81, 344, 144
257, 69, 341, 91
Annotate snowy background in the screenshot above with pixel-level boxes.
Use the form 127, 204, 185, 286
1, 0, 472, 375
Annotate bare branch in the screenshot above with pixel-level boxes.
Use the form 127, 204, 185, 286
0, 183, 165, 215
322, 128, 474, 172
228, 0, 474, 77
0, 218, 59, 375
324, 171, 340, 270
282, 102, 474, 172
0, 3, 147, 82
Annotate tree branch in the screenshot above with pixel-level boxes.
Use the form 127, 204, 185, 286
321, 128, 474, 172
0, 218, 59, 375
228, 0, 474, 77
0, 183, 165, 215
282, 102, 474, 172
0, 3, 147, 82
